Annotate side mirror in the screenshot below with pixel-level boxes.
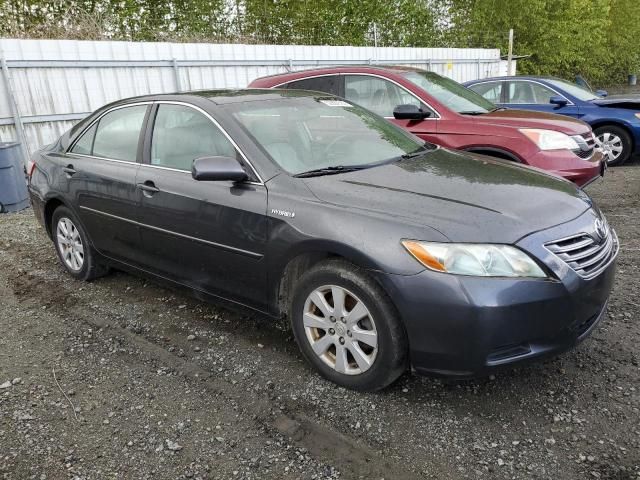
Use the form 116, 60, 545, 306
595, 89, 608, 97
192, 156, 248, 182
549, 95, 569, 106
393, 104, 432, 120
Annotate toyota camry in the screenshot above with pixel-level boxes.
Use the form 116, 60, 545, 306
28, 90, 618, 391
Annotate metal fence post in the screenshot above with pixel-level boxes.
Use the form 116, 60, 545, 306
171, 58, 182, 92
477, 58, 481, 79
0, 56, 30, 166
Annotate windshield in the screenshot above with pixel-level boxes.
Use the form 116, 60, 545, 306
403, 71, 496, 114
546, 79, 599, 101
227, 97, 426, 175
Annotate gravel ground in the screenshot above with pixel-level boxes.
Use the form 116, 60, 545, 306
1, 167, 639, 480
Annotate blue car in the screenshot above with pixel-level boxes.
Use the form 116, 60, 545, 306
464, 76, 640, 165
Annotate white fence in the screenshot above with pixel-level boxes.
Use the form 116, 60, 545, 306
0, 38, 509, 161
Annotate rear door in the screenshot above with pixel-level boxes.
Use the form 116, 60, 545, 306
65, 103, 150, 264
135, 102, 269, 309
342, 74, 439, 144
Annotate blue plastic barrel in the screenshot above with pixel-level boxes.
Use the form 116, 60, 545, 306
0, 142, 29, 213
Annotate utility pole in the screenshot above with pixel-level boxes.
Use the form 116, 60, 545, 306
373, 22, 379, 62
507, 28, 514, 76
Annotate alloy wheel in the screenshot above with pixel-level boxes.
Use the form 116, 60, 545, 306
303, 285, 378, 375
56, 217, 84, 271
595, 132, 624, 164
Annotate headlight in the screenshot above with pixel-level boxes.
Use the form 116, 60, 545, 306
634, 113, 640, 121
402, 240, 547, 278
519, 128, 580, 151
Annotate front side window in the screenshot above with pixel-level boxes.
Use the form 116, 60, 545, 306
150, 104, 237, 171
402, 71, 495, 114
285, 76, 340, 96
344, 75, 423, 117
507, 81, 558, 105
228, 96, 427, 175
468, 82, 503, 104
92, 105, 148, 162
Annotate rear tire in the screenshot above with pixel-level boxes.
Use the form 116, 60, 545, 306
290, 259, 408, 391
594, 125, 632, 166
51, 206, 109, 281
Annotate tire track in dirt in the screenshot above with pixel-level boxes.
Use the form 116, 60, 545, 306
1, 248, 454, 480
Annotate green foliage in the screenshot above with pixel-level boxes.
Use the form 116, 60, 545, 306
0, 0, 638, 85
446, 0, 638, 85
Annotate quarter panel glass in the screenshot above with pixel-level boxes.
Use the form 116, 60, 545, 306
286, 76, 341, 96
70, 123, 97, 155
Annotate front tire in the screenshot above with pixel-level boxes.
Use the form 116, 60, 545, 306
594, 125, 632, 166
52, 206, 109, 281
290, 259, 408, 391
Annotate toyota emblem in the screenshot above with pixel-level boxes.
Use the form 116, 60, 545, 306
594, 218, 608, 242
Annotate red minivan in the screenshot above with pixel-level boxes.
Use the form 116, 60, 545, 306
249, 66, 605, 186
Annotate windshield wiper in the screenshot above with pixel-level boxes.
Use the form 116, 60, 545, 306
400, 143, 435, 160
293, 165, 368, 178
459, 110, 487, 115
489, 107, 508, 112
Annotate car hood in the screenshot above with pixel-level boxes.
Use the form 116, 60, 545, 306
472, 109, 591, 135
303, 148, 591, 244
591, 94, 640, 109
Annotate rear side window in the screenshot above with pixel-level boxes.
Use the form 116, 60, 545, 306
89, 105, 148, 162
285, 76, 340, 96
150, 104, 238, 171
469, 82, 503, 103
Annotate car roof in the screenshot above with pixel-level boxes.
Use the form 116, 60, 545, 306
109, 88, 333, 107
467, 75, 566, 83
252, 65, 426, 82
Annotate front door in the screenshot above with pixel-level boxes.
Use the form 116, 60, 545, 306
505, 80, 581, 118
343, 74, 439, 145
135, 103, 269, 309
65, 104, 149, 264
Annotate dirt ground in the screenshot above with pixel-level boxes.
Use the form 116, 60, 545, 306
1, 167, 639, 480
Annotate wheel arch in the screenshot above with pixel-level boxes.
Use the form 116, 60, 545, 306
43, 196, 70, 238
273, 240, 389, 317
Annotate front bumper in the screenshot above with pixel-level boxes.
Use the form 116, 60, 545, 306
375, 210, 617, 377
528, 149, 605, 188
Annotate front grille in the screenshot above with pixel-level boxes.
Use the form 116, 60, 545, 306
545, 221, 618, 279
572, 133, 595, 159
575, 148, 594, 159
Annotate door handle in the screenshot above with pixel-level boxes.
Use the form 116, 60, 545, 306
137, 181, 160, 196
63, 165, 76, 176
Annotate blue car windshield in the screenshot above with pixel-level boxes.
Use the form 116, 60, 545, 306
546, 79, 600, 101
